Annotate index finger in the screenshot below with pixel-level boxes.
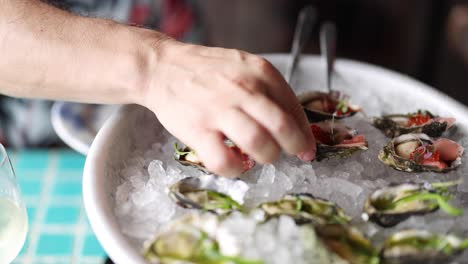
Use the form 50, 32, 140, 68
254, 57, 316, 160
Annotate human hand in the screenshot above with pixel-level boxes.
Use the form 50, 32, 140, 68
139, 39, 316, 177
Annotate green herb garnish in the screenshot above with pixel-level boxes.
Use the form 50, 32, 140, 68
149, 228, 263, 264
203, 191, 243, 212
335, 99, 349, 114
174, 142, 195, 156
393, 192, 462, 216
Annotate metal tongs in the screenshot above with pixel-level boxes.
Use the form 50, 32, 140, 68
285, 6, 316, 86
320, 22, 337, 93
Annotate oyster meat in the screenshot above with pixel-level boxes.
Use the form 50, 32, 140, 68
316, 224, 380, 264
378, 133, 464, 172
174, 141, 256, 174
362, 181, 462, 227
311, 121, 368, 161
169, 176, 246, 215
298, 91, 361, 122
373, 110, 456, 138
381, 229, 468, 264
258, 193, 351, 225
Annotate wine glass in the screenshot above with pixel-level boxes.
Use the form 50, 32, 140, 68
0, 144, 28, 263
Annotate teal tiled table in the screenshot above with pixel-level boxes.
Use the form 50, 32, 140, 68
9, 150, 106, 264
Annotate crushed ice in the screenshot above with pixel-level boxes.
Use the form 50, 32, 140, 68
114, 112, 468, 263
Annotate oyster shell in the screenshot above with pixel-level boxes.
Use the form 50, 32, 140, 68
169, 176, 246, 215
378, 133, 464, 172
381, 229, 468, 264
373, 110, 455, 138
311, 121, 368, 161
316, 224, 380, 264
258, 193, 351, 225
298, 91, 361, 122
174, 141, 255, 174
362, 181, 462, 227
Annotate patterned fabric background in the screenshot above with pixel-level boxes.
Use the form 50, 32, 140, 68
0, 0, 199, 148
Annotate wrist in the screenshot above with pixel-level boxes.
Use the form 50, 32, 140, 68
126, 26, 177, 107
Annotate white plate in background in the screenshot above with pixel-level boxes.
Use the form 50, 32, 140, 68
51, 102, 118, 155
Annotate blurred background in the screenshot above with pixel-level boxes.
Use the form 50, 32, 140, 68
201, 0, 468, 104
2, 0, 468, 148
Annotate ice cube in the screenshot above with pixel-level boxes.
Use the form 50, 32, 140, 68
258, 164, 276, 185
327, 177, 363, 198
213, 177, 249, 204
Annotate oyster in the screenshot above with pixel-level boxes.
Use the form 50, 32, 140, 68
311, 121, 368, 161
258, 193, 351, 225
144, 213, 262, 264
298, 91, 361, 122
373, 110, 456, 138
169, 176, 246, 215
174, 143, 206, 172
362, 181, 462, 227
174, 141, 256, 174
378, 133, 464, 172
316, 224, 380, 264
381, 229, 468, 264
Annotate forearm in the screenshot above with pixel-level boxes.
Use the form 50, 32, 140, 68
0, 0, 165, 104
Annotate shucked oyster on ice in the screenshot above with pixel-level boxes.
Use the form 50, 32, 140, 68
380, 229, 468, 264
174, 141, 256, 174
316, 224, 380, 264
373, 110, 456, 138
310, 121, 368, 161
298, 91, 361, 122
169, 176, 247, 215
144, 213, 262, 264
258, 193, 351, 225
362, 181, 462, 227
378, 133, 464, 172
144, 212, 346, 264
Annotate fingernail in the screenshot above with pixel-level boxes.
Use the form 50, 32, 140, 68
298, 149, 316, 161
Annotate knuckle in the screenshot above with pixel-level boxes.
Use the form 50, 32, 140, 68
229, 77, 265, 96
229, 75, 249, 88
252, 56, 272, 73
245, 79, 265, 94
225, 49, 249, 62
234, 50, 249, 61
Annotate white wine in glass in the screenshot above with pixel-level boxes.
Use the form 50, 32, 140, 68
0, 144, 28, 263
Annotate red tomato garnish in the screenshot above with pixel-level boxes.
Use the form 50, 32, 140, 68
409, 146, 425, 163
409, 144, 441, 164
336, 109, 345, 116
341, 135, 366, 145
421, 160, 448, 170
407, 114, 431, 126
